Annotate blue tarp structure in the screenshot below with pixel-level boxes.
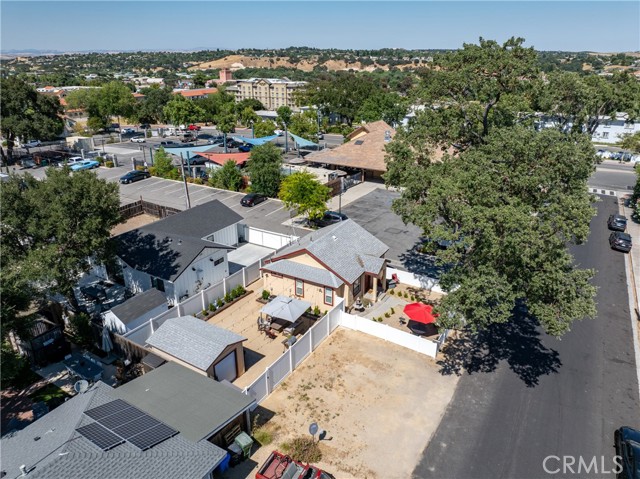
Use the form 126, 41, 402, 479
231, 135, 279, 145
289, 133, 318, 148
161, 144, 217, 159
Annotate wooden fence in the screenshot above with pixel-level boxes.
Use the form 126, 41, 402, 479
119, 200, 181, 220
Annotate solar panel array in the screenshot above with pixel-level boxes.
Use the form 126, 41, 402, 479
78, 399, 178, 451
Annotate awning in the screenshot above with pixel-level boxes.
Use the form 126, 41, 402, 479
260, 295, 311, 323
231, 135, 279, 145
290, 133, 318, 148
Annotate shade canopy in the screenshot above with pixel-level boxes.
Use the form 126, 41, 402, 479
232, 135, 279, 145
403, 302, 438, 325
290, 132, 318, 148
260, 295, 311, 323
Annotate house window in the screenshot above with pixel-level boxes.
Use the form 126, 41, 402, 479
353, 276, 361, 296
213, 257, 224, 266
295, 279, 304, 297
324, 287, 333, 305
151, 277, 165, 292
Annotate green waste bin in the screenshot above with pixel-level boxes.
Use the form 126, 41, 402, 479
234, 431, 254, 459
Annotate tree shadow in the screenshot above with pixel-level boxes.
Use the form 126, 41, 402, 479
399, 239, 450, 279
437, 308, 562, 387
114, 229, 183, 281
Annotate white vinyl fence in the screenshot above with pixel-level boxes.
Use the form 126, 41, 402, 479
244, 299, 344, 404
387, 267, 445, 294
246, 226, 297, 249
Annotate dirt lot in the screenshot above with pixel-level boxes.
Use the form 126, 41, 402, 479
226, 328, 459, 479
110, 213, 158, 236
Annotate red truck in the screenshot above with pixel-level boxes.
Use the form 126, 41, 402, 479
256, 451, 335, 479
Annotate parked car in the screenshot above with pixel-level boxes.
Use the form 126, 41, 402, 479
120, 170, 151, 184
121, 127, 136, 135
130, 136, 146, 143
181, 135, 196, 143
58, 156, 84, 167
316, 132, 324, 140
310, 211, 348, 228
615, 426, 640, 479
274, 129, 284, 136
24, 140, 42, 148
188, 124, 201, 131
139, 123, 151, 129
608, 214, 627, 231
609, 231, 632, 253
157, 140, 177, 148
241, 193, 267, 207
20, 158, 37, 169
226, 139, 241, 148
238, 144, 253, 152
69, 160, 100, 171
207, 135, 225, 143
256, 450, 335, 479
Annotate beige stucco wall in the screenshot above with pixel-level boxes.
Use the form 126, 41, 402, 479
285, 253, 325, 269
262, 274, 344, 310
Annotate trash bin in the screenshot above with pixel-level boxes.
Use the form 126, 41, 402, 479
227, 443, 243, 466
234, 431, 254, 459
215, 452, 231, 473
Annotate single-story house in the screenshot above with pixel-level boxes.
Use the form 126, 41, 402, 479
146, 315, 247, 382
114, 362, 256, 448
115, 200, 243, 304
102, 288, 168, 334
0, 381, 229, 479
304, 120, 395, 180
261, 219, 389, 308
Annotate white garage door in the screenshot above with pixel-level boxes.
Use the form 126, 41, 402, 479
214, 352, 237, 382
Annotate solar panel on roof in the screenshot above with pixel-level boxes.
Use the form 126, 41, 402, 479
76, 422, 124, 451
98, 405, 146, 429
113, 414, 163, 439
128, 423, 179, 451
85, 398, 132, 420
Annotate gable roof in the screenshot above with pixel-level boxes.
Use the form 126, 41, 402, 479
261, 259, 343, 288
113, 362, 255, 443
146, 316, 246, 371
306, 120, 395, 172
0, 382, 226, 479
271, 219, 388, 284
115, 200, 241, 281
109, 289, 167, 325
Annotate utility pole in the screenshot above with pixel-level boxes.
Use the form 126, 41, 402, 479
180, 158, 191, 209
284, 123, 288, 153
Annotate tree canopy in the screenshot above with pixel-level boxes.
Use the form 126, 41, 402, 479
248, 143, 283, 197
279, 171, 331, 220
163, 94, 205, 126
65, 81, 136, 132
134, 86, 173, 124
0, 77, 64, 162
385, 37, 600, 336
209, 160, 243, 191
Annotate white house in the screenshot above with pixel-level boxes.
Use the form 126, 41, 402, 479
591, 113, 640, 144
102, 288, 168, 334
115, 200, 243, 305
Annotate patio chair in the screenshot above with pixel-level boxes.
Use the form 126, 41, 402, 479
399, 317, 407, 325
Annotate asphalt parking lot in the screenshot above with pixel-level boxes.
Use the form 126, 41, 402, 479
340, 188, 433, 273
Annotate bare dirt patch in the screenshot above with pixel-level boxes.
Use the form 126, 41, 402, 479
237, 328, 459, 479
110, 213, 158, 236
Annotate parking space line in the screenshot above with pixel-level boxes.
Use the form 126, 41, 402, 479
265, 205, 285, 216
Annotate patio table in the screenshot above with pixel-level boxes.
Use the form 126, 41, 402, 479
63, 352, 103, 382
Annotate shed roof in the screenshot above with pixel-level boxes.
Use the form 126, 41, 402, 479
114, 362, 255, 443
109, 288, 167, 325
146, 315, 246, 371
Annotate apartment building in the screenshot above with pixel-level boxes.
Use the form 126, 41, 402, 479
228, 77, 306, 110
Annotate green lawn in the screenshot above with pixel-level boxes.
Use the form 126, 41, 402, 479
28, 383, 69, 409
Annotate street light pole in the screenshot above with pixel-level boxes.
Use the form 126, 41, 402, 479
284, 123, 288, 153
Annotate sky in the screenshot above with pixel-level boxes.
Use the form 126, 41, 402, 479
1, 1, 639, 53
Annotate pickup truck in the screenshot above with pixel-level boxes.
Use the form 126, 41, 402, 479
256, 451, 335, 479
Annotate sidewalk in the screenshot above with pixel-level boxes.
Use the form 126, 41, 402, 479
326, 180, 386, 211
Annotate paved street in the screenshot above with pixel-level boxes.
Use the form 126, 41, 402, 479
413, 196, 640, 479
590, 160, 637, 192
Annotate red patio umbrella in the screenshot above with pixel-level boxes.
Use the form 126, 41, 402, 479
403, 302, 438, 324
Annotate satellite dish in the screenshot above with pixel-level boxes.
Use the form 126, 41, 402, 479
74, 380, 89, 394
308, 422, 318, 436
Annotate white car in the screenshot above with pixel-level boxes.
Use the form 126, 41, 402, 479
274, 129, 284, 136
121, 128, 135, 135
24, 140, 41, 148
130, 136, 146, 143
58, 156, 83, 167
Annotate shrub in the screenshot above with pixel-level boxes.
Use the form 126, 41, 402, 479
224, 292, 233, 303
193, 177, 204, 185
262, 290, 271, 300
390, 307, 395, 314
105, 161, 114, 168
201, 309, 207, 317
208, 303, 216, 312
231, 285, 245, 298
135, 165, 145, 171
253, 427, 273, 446
95, 156, 105, 164
313, 305, 321, 316
411, 295, 416, 301
68, 313, 94, 349
281, 436, 322, 463
389, 289, 395, 295
403, 292, 409, 299
384, 312, 390, 318
216, 298, 224, 308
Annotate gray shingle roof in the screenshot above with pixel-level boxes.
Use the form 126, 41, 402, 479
0, 382, 226, 479
115, 199, 240, 281
113, 362, 255, 443
146, 316, 246, 371
273, 220, 389, 284
109, 289, 167, 325
262, 260, 343, 288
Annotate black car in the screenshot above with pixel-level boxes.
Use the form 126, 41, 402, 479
609, 231, 632, 253
139, 123, 151, 129
240, 193, 267, 207
120, 170, 151, 184
310, 211, 348, 228
608, 214, 627, 231
615, 426, 640, 479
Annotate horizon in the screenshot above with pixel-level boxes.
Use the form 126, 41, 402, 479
1, 1, 639, 53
